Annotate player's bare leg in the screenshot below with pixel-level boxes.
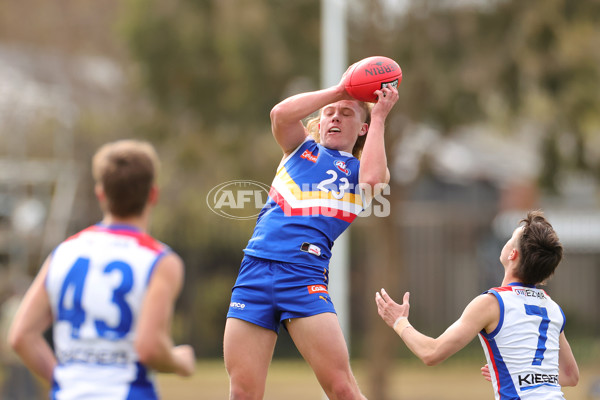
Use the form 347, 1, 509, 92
286, 313, 367, 400
224, 318, 278, 400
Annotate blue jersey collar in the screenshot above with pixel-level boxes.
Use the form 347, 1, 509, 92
507, 282, 536, 288
95, 222, 142, 233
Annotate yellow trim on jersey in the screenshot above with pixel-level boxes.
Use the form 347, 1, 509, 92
274, 167, 363, 206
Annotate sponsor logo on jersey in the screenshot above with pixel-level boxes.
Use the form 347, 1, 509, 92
57, 348, 130, 365
301, 149, 318, 163
307, 284, 328, 294
518, 373, 559, 388
300, 242, 322, 256
230, 301, 246, 310
334, 160, 350, 176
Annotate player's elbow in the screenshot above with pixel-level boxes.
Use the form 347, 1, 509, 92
560, 367, 580, 387
7, 325, 26, 354
419, 347, 448, 367
359, 168, 390, 195
135, 337, 163, 366
135, 346, 154, 366
270, 104, 287, 128
359, 175, 388, 190
421, 354, 444, 367
566, 374, 579, 387
269, 104, 294, 141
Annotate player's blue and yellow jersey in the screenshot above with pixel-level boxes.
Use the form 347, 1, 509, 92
244, 138, 365, 268
45, 223, 169, 399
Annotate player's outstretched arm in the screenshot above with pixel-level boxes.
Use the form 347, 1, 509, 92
358, 86, 397, 205
376, 289, 498, 366
270, 69, 355, 157
8, 256, 57, 383
558, 332, 579, 387
135, 252, 195, 377
270, 87, 349, 156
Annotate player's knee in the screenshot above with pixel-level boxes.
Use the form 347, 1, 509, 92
325, 378, 362, 400
229, 385, 260, 400
228, 376, 264, 400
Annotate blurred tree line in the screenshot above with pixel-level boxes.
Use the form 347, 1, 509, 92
2, 0, 600, 398
115, 0, 600, 348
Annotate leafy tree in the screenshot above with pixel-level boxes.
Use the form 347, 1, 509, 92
118, 0, 323, 352
120, 0, 320, 127
349, 0, 600, 191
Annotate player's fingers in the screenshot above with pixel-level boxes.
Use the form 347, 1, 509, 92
385, 88, 398, 102
380, 288, 393, 302
383, 85, 398, 99
403, 292, 410, 305
480, 364, 492, 380
375, 292, 388, 309
375, 87, 395, 102
375, 295, 387, 317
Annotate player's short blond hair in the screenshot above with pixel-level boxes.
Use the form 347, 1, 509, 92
92, 140, 160, 218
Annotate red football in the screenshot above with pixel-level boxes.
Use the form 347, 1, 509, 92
344, 56, 402, 103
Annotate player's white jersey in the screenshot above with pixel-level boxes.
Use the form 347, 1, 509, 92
478, 283, 566, 400
45, 224, 169, 399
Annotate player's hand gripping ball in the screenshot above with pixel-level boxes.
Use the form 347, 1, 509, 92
344, 56, 402, 103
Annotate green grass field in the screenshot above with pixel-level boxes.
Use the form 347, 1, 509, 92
1, 357, 597, 399
157, 358, 600, 399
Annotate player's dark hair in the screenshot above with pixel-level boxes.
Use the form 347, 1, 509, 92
515, 210, 563, 286
92, 140, 159, 218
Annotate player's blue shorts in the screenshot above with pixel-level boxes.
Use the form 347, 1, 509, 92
227, 255, 336, 333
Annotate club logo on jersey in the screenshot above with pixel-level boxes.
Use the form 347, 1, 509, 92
301, 149, 318, 163
307, 285, 328, 295
334, 160, 350, 176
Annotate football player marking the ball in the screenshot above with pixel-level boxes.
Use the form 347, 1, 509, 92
224, 57, 400, 400
376, 211, 579, 399
8, 140, 195, 399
